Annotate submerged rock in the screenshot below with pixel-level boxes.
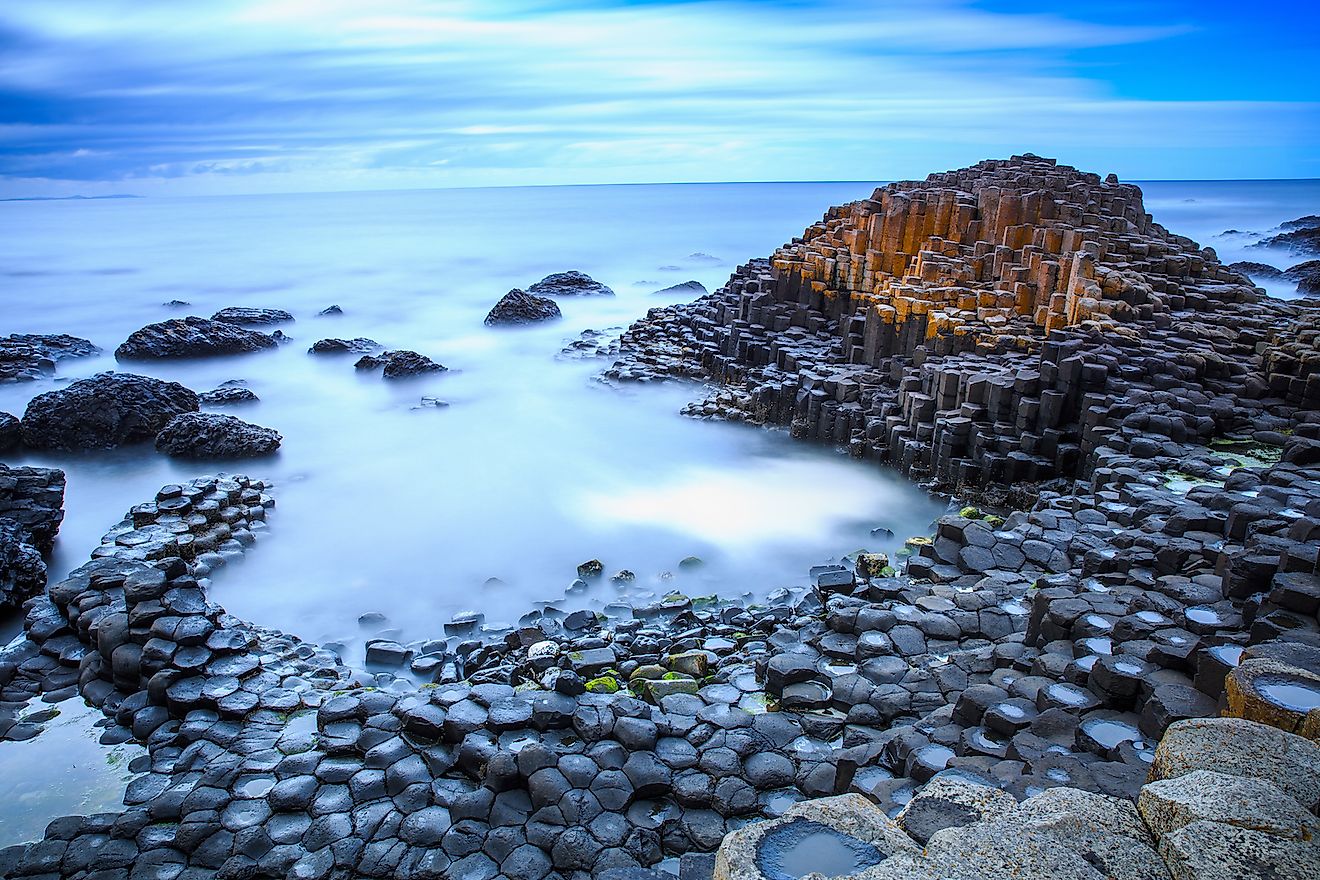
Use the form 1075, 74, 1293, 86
0, 520, 46, 612
1227, 261, 1283, 280
115, 316, 278, 359
0, 333, 100, 383
485, 289, 562, 325
319, 304, 343, 316
310, 337, 381, 355
1251, 221, 1320, 257
0, 411, 19, 451
155, 412, 281, 457
654, 280, 708, 297
199, 386, 259, 405
354, 350, 447, 378
21, 372, 199, 450
1284, 260, 1320, 296
211, 306, 294, 325
528, 270, 615, 297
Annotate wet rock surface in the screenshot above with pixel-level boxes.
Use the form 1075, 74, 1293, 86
310, 337, 381, 355
486, 289, 563, 325
0, 519, 47, 611
655, 281, 709, 298
21, 372, 200, 450
154, 412, 283, 458
0, 463, 65, 556
353, 350, 447, 378
2, 156, 1318, 879
0, 411, 19, 451
530, 271, 616, 297
0, 333, 99, 383
115, 316, 279, 360
199, 386, 259, 406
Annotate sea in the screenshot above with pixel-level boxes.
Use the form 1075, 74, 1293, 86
1, 179, 1316, 663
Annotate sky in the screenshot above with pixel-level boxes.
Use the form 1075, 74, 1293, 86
1, 0, 1317, 197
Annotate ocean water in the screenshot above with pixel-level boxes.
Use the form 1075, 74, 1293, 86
0, 179, 1314, 659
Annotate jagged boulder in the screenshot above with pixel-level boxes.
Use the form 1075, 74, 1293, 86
115, 316, 278, 359
22, 372, 199, 450
0, 333, 99, 383
1227, 261, 1283, 280
353, 350, 447, 378
211, 307, 294, 325
199, 385, 259, 405
154, 412, 281, 457
655, 280, 708, 297
528, 271, 614, 297
485, 289, 562, 325
1284, 260, 1320, 296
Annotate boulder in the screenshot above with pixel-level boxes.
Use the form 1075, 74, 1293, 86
1158, 820, 1320, 880
1137, 769, 1316, 843
0, 520, 46, 611
528, 271, 615, 297
1227, 261, 1283, 280
115, 316, 277, 359
0, 333, 99, 383
1284, 259, 1320, 295
21, 372, 199, 450
353, 350, 446, 378
154, 412, 281, 458
211, 307, 294, 325
1224, 658, 1320, 736
1251, 224, 1320, 256
485, 289, 562, 325
310, 337, 381, 355
199, 386, 259, 405
0, 411, 19, 451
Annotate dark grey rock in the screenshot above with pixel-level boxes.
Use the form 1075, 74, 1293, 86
155, 412, 281, 458
211, 307, 294, 326
22, 372, 199, 450
529, 271, 614, 297
485, 290, 562, 326
116, 316, 277, 359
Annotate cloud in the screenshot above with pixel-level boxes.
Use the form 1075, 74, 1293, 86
0, 0, 1315, 195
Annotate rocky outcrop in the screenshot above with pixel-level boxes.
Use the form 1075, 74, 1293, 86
529, 270, 615, 297
0, 464, 65, 556
353, 349, 447, 378
210, 306, 294, 325
1286, 260, 1320, 296
309, 336, 381, 355
0, 333, 99, 383
154, 412, 282, 457
21, 372, 199, 450
1252, 218, 1320, 257
115, 316, 278, 359
0, 411, 19, 451
199, 385, 259, 405
485, 289, 563, 325
0, 521, 45, 611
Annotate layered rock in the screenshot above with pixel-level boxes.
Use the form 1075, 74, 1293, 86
210, 306, 294, 325
486, 289, 562, 325
309, 336, 381, 355
154, 412, 282, 457
353, 349, 447, 378
115, 316, 278, 359
0, 333, 99, 383
0, 411, 19, 451
21, 372, 199, 450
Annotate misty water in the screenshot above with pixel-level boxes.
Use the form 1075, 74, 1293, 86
1, 179, 1315, 661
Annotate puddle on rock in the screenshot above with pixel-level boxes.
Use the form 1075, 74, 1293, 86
756, 820, 885, 880
0, 696, 145, 848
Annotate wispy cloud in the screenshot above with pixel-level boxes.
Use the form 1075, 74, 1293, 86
0, 0, 1315, 195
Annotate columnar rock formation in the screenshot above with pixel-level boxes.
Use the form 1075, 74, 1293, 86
609, 155, 1318, 499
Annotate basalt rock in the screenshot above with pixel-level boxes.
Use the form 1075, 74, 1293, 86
0, 411, 19, 451
310, 337, 381, 355
1251, 223, 1320, 257
115, 316, 278, 359
656, 280, 709, 297
199, 386, 259, 405
1284, 260, 1320, 296
154, 412, 282, 458
210, 307, 294, 325
21, 372, 199, 450
0, 464, 65, 555
0, 520, 45, 611
485, 289, 563, 325
0, 333, 99, 383
1227, 261, 1283, 280
353, 349, 447, 378
529, 270, 615, 297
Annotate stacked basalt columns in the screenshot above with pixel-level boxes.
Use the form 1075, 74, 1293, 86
0, 462, 66, 555
607, 155, 1319, 496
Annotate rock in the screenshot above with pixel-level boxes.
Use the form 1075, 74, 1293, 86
310, 337, 380, 355
0, 411, 19, 451
655, 281, 708, 297
485, 290, 562, 325
154, 412, 282, 458
1224, 658, 1320, 737
1158, 820, 1320, 880
1148, 718, 1320, 811
528, 271, 614, 297
211, 307, 294, 325
0, 333, 99, 383
1227, 261, 1284, 280
1251, 223, 1320, 256
894, 776, 1016, 844
0, 464, 65, 554
116, 316, 277, 359
0, 520, 46, 611
199, 387, 259, 405
21, 372, 199, 450
1138, 769, 1317, 843
1284, 259, 1320, 295
319, 305, 343, 316
353, 350, 447, 379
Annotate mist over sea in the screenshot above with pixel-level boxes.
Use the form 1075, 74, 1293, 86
1, 179, 1315, 661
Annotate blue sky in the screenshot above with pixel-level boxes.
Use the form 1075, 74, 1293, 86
1, 0, 1317, 196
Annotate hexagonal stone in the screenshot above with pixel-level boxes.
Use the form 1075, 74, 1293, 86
1138, 770, 1317, 842
1149, 718, 1320, 811
1159, 819, 1320, 880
